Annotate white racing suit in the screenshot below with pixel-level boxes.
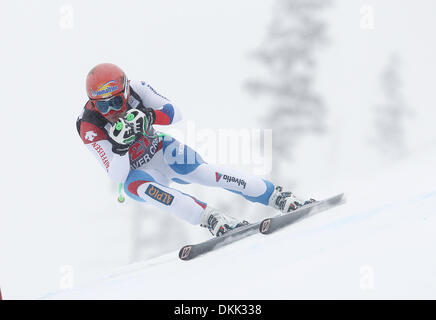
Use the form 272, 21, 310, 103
76, 80, 275, 225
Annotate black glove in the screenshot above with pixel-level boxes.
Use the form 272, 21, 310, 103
124, 108, 155, 135
107, 118, 137, 155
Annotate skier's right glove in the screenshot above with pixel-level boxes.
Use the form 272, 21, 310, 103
107, 118, 137, 155
123, 108, 156, 136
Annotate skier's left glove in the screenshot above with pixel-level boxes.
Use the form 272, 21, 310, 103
124, 108, 156, 136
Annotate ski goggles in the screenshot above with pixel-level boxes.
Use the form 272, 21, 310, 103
94, 78, 129, 114
95, 95, 124, 114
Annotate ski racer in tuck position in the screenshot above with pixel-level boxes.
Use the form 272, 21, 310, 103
76, 63, 315, 237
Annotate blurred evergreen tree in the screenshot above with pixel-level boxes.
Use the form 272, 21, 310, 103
246, 0, 331, 184
373, 54, 410, 161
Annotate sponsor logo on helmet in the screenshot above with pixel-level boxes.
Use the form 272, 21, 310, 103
215, 172, 247, 189
92, 80, 119, 98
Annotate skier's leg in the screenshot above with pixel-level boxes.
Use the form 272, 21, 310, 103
123, 145, 246, 237
161, 136, 275, 205
160, 136, 314, 213
124, 167, 246, 235
186, 165, 315, 213
123, 168, 207, 225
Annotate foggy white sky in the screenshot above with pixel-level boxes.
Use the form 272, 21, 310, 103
0, 0, 435, 299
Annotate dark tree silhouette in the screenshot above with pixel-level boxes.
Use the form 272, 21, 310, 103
246, 0, 332, 183
373, 54, 409, 161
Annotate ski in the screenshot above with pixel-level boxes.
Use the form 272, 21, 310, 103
179, 222, 262, 261
179, 193, 345, 261
259, 193, 345, 234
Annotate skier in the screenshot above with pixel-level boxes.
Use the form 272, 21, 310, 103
76, 63, 314, 237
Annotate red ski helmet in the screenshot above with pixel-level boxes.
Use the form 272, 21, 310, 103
86, 63, 130, 122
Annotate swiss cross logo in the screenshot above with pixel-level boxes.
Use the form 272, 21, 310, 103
85, 131, 98, 141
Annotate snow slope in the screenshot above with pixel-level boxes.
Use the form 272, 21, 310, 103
45, 150, 436, 299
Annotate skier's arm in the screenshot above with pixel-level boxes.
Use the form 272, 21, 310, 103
78, 120, 131, 183
130, 80, 182, 125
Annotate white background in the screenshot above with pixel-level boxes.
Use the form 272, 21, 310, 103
0, 0, 435, 299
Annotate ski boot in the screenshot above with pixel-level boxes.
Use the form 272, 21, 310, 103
201, 206, 249, 237
268, 186, 316, 214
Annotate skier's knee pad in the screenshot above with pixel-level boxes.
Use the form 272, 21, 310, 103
162, 136, 205, 175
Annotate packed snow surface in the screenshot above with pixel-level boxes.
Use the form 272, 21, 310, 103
46, 151, 436, 299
